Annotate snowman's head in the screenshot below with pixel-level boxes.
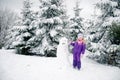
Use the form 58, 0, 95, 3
59, 37, 68, 45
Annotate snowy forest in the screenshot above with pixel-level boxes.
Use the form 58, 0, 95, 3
0, 0, 120, 80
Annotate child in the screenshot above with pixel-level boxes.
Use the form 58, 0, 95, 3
70, 33, 86, 70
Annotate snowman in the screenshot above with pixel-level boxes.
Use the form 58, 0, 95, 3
57, 37, 71, 69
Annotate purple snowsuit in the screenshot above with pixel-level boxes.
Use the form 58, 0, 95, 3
70, 42, 86, 69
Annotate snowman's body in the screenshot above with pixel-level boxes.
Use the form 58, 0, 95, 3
57, 37, 71, 69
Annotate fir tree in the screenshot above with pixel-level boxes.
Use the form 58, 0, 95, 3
94, 0, 120, 43
69, 0, 84, 41
10, 0, 35, 55
21, 0, 35, 26
30, 0, 66, 57
88, 0, 120, 66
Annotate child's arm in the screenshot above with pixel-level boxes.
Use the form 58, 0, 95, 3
70, 41, 75, 46
82, 43, 86, 54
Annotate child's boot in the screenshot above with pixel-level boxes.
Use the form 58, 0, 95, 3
73, 60, 77, 68
77, 61, 81, 70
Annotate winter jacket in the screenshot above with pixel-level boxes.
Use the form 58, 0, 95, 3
70, 41, 86, 61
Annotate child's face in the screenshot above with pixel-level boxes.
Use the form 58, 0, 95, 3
78, 37, 83, 41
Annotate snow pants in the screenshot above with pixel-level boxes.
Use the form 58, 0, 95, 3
73, 52, 81, 69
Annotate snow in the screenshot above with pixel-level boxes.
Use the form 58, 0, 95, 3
13, 26, 28, 32
70, 22, 78, 28
99, 0, 109, 4
41, 7, 49, 12
43, 18, 54, 24
114, 9, 120, 16
53, 17, 63, 24
23, 32, 31, 37
12, 41, 24, 47
50, 29, 57, 37
107, 45, 120, 53
35, 28, 45, 36
51, 4, 57, 9
110, 1, 117, 7
0, 37, 120, 80
47, 18, 54, 24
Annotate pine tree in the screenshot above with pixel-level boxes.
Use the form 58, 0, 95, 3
68, 0, 84, 41
94, 0, 120, 43
30, 0, 66, 57
88, 0, 120, 66
21, 0, 35, 26
88, 0, 120, 46
10, 0, 35, 55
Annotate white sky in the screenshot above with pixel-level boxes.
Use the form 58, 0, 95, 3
0, 0, 101, 19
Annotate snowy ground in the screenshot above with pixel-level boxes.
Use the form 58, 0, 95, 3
0, 49, 120, 80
